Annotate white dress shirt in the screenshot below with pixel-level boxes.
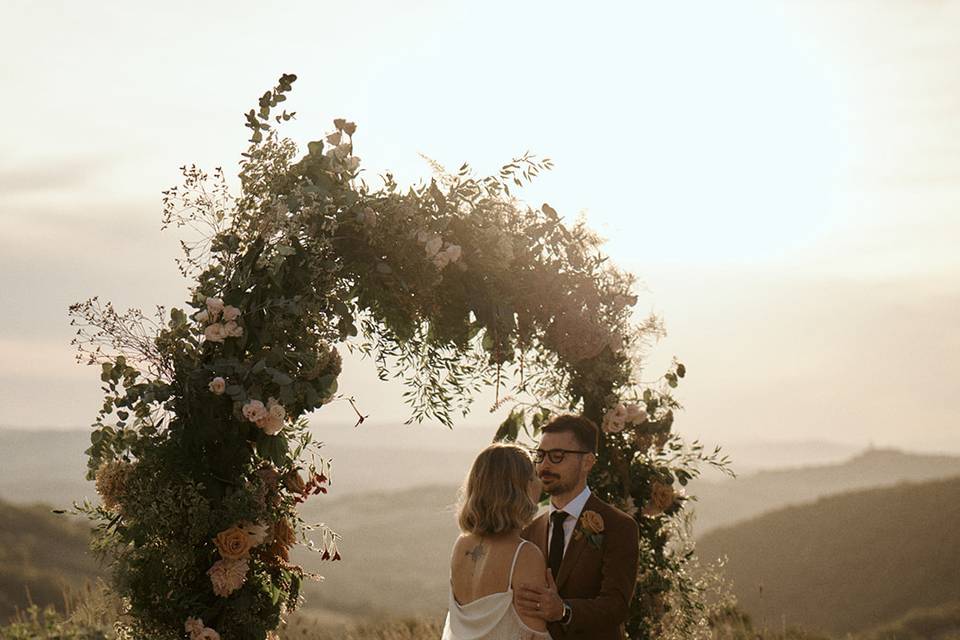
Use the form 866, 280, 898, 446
547, 485, 591, 555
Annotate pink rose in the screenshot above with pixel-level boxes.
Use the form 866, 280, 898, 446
207, 558, 248, 597
424, 236, 443, 257
223, 321, 243, 338
208, 377, 226, 395
205, 297, 225, 319
222, 305, 241, 322
242, 400, 268, 423
203, 323, 226, 343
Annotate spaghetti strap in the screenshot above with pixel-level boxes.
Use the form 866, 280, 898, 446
507, 539, 528, 590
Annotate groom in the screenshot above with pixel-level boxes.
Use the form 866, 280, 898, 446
516, 414, 640, 639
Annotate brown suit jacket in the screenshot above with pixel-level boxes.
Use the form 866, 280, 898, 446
521, 493, 640, 640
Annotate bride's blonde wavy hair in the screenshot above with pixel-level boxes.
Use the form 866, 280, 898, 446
457, 443, 538, 535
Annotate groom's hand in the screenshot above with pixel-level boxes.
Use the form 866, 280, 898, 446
515, 569, 564, 621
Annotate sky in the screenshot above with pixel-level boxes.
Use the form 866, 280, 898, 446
1, 0, 958, 455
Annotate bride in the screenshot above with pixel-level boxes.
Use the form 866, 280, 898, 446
442, 443, 551, 640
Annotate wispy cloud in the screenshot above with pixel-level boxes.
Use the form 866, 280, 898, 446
0, 154, 120, 195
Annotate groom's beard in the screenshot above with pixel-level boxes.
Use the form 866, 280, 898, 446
539, 472, 574, 496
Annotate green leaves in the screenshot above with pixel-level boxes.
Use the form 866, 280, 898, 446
256, 431, 289, 467
267, 367, 292, 386
494, 410, 524, 442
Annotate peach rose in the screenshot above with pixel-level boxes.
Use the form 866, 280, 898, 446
580, 510, 604, 534
184, 617, 204, 636
214, 525, 254, 560
256, 413, 284, 436
643, 481, 676, 516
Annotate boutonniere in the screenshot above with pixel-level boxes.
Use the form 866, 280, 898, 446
572, 510, 605, 550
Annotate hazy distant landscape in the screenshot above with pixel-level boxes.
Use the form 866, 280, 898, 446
4, 427, 960, 636
697, 475, 960, 635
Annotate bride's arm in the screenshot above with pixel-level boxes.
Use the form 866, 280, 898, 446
512, 544, 549, 633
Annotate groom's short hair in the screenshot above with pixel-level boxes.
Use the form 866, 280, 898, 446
541, 414, 599, 453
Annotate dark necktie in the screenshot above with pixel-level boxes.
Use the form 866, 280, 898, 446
548, 510, 569, 578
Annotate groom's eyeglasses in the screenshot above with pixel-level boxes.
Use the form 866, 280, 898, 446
529, 448, 591, 464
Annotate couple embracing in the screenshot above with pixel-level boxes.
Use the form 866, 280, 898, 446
442, 415, 640, 640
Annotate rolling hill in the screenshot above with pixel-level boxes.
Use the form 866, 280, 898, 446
0, 500, 102, 622
689, 447, 960, 535
695, 475, 960, 635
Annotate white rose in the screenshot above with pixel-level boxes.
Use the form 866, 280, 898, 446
432, 251, 450, 269
626, 403, 648, 425
203, 323, 226, 343
445, 244, 462, 263
208, 377, 226, 395
424, 236, 443, 257
206, 297, 225, 319
223, 321, 243, 338
242, 400, 268, 423
222, 305, 241, 322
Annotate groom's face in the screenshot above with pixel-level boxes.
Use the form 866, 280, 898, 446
535, 431, 594, 496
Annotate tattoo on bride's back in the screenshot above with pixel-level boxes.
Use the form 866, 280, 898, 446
466, 543, 486, 563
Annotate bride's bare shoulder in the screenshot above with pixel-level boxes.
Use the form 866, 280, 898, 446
514, 541, 546, 582
451, 532, 482, 555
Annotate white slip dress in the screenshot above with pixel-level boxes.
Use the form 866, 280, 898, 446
441, 539, 552, 640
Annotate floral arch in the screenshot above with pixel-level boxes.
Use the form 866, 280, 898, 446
70, 74, 729, 640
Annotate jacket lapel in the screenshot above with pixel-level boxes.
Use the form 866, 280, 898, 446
556, 495, 599, 589
556, 494, 597, 591
556, 521, 587, 589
